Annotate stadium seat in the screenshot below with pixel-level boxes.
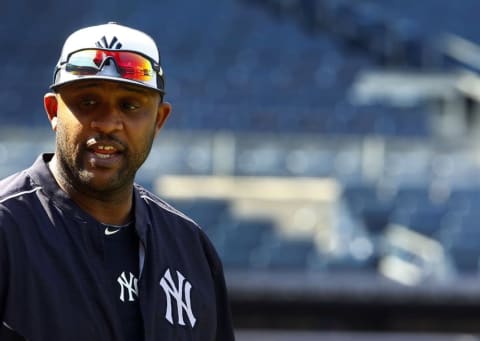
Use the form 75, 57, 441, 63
253, 236, 317, 271
216, 218, 276, 269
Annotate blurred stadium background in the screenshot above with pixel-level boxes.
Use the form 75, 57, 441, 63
3, 0, 480, 339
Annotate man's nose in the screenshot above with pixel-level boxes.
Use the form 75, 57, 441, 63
90, 107, 123, 133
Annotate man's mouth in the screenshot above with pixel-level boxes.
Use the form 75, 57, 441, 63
86, 138, 125, 166
92, 145, 118, 159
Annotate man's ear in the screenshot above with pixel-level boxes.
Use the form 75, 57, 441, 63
154, 102, 171, 136
44, 93, 58, 131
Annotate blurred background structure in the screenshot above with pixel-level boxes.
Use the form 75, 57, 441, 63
3, 0, 480, 339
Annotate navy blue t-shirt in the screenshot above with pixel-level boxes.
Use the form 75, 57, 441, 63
103, 221, 143, 340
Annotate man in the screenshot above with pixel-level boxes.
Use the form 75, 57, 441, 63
0, 22, 235, 340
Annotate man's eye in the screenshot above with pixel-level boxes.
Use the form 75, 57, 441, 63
80, 99, 97, 107
122, 102, 140, 111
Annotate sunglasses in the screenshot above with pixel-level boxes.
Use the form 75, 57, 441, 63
60, 49, 162, 83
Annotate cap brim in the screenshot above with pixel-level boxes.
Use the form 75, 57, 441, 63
50, 75, 164, 94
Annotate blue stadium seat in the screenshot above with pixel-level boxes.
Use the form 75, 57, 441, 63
445, 219, 480, 274
216, 218, 276, 269
253, 237, 317, 271
390, 208, 448, 238
342, 184, 396, 235
309, 250, 378, 273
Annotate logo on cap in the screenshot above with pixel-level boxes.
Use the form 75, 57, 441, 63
95, 36, 123, 49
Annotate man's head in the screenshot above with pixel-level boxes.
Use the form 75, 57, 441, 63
44, 23, 171, 199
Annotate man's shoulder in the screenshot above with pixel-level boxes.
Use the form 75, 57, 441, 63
0, 169, 40, 206
135, 184, 199, 227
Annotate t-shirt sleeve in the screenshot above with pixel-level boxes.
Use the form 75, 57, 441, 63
200, 231, 236, 341
0, 209, 38, 341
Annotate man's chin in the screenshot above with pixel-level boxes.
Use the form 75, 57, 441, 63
77, 170, 127, 195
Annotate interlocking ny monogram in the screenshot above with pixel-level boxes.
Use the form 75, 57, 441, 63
159, 269, 196, 327
117, 271, 138, 302
95, 35, 123, 49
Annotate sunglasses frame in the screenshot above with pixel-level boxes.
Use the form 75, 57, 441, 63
53, 48, 165, 93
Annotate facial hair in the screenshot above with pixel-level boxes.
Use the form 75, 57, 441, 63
53, 119, 157, 199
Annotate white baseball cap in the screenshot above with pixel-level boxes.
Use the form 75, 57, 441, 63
51, 22, 165, 93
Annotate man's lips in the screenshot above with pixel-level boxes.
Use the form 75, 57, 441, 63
85, 138, 125, 164
86, 138, 125, 153
92, 145, 118, 158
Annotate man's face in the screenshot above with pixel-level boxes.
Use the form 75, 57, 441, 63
46, 80, 170, 197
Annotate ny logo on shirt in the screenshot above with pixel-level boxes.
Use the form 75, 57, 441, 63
159, 268, 196, 327
117, 271, 138, 302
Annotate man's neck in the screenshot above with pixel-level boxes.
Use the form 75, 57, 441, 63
48, 155, 134, 225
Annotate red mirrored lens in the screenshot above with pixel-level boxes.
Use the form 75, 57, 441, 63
66, 49, 155, 81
